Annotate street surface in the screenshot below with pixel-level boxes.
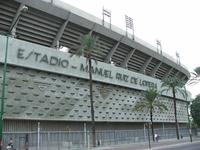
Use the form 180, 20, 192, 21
152, 141, 200, 150
91, 138, 200, 150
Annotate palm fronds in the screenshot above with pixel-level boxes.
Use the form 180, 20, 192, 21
132, 88, 167, 142
133, 88, 167, 113
187, 66, 200, 85
161, 76, 185, 98
161, 76, 185, 140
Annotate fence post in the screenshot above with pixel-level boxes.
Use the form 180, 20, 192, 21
143, 123, 146, 141
57, 131, 59, 150
47, 132, 50, 150
37, 122, 40, 150
162, 123, 165, 138
87, 131, 90, 148
84, 123, 87, 148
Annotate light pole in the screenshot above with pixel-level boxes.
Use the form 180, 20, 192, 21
0, 35, 9, 149
125, 15, 134, 40
156, 39, 162, 55
0, 5, 28, 149
176, 51, 180, 65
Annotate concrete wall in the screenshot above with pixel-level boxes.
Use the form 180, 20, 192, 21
0, 35, 188, 130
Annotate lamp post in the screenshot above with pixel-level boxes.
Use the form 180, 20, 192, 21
176, 51, 180, 65
0, 5, 28, 149
0, 35, 9, 149
125, 15, 134, 40
156, 39, 162, 55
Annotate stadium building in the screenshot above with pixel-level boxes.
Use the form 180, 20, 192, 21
0, 0, 191, 148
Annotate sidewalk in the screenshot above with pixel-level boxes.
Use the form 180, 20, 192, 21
87, 137, 200, 150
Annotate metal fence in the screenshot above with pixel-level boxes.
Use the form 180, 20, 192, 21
2, 128, 199, 150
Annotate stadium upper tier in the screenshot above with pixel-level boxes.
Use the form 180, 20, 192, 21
0, 0, 190, 81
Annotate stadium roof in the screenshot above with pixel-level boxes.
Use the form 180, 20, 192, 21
0, 0, 190, 81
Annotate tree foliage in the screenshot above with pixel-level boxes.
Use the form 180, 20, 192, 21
73, 33, 99, 147
161, 76, 185, 140
161, 77, 185, 95
191, 95, 200, 127
72, 34, 97, 58
188, 66, 200, 85
133, 88, 167, 113
133, 88, 168, 141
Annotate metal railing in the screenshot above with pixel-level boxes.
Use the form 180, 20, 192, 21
2, 127, 199, 150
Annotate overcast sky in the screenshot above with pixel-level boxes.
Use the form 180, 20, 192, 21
60, 0, 200, 98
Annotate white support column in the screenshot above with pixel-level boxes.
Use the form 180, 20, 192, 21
84, 122, 87, 147
144, 123, 146, 141
51, 12, 71, 48
121, 48, 135, 68
151, 62, 162, 77
140, 57, 152, 74
162, 123, 165, 137
37, 122, 40, 150
104, 36, 124, 63
87, 131, 90, 148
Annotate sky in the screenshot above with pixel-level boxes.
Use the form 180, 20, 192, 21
60, 0, 200, 98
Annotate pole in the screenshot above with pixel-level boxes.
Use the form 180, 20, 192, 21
162, 123, 165, 137
0, 35, 9, 150
84, 122, 87, 147
37, 122, 40, 150
103, 15, 104, 26
126, 26, 128, 37
109, 14, 111, 29
147, 123, 151, 149
144, 123, 146, 141
0, 6, 28, 149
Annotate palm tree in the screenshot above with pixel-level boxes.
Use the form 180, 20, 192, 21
133, 88, 168, 141
74, 33, 98, 147
161, 76, 185, 140
184, 66, 200, 142
187, 66, 200, 85
183, 86, 192, 142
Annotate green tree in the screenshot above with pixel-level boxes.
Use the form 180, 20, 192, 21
191, 95, 200, 127
73, 33, 99, 147
133, 88, 168, 141
161, 77, 185, 140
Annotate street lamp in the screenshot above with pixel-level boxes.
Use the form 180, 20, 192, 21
125, 15, 134, 40
156, 39, 162, 55
102, 6, 111, 29
176, 51, 180, 65
0, 5, 28, 149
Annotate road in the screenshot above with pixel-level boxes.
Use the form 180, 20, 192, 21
152, 141, 200, 150
91, 139, 200, 150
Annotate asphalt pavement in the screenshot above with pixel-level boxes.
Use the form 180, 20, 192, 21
88, 137, 200, 150
152, 140, 200, 150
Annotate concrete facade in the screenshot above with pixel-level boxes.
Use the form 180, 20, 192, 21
0, 0, 190, 132
0, 35, 188, 131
